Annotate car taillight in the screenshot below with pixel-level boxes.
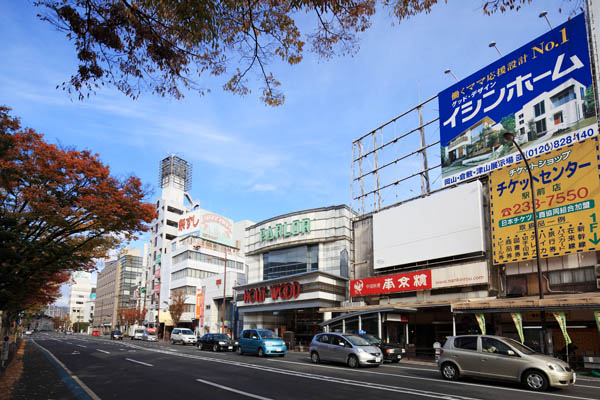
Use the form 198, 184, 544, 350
439, 349, 444, 355
386, 349, 391, 354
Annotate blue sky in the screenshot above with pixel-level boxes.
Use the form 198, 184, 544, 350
0, 1, 577, 302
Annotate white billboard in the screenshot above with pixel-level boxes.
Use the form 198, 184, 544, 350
373, 181, 485, 269
177, 208, 233, 246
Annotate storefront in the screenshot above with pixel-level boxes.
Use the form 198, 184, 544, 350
236, 205, 355, 348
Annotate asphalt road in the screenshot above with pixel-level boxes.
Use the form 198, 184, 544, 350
27, 332, 600, 400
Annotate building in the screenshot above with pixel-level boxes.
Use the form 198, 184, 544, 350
166, 207, 252, 336
95, 248, 143, 333
235, 205, 355, 348
146, 155, 193, 332
514, 77, 587, 143
67, 271, 95, 332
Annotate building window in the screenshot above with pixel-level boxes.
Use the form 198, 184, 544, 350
263, 244, 318, 280
533, 101, 545, 117
171, 268, 218, 280
553, 112, 563, 125
170, 286, 196, 296
166, 219, 178, 228
167, 206, 184, 215
535, 119, 547, 134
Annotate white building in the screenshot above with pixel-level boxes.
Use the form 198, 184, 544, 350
67, 271, 95, 331
514, 77, 586, 144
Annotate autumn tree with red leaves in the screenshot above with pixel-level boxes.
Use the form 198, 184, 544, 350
34, 0, 575, 106
166, 290, 187, 335
0, 106, 155, 335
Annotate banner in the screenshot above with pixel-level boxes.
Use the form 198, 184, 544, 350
475, 313, 486, 335
439, 13, 597, 187
594, 310, 600, 333
553, 311, 572, 344
511, 312, 525, 343
195, 289, 205, 324
489, 137, 600, 265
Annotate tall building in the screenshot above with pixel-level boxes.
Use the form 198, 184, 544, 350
146, 155, 193, 330
95, 248, 143, 333
67, 271, 95, 331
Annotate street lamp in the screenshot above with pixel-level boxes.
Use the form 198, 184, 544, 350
539, 11, 553, 29
503, 131, 548, 353
489, 41, 503, 57
444, 68, 459, 82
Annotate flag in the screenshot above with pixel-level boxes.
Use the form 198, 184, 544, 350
511, 312, 524, 343
553, 311, 571, 345
475, 313, 486, 335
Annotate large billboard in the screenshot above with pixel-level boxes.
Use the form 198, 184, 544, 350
178, 209, 233, 246
489, 137, 600, 265
439, 13, 597, 187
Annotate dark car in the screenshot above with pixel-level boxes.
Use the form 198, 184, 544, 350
197, 333, 237, 352
110, 330, 123, 340
358, 333, 405, 363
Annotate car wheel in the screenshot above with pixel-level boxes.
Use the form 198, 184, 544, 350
441, 362, 459, 381
347, 355, 359, 368
213, 344, 219, 352
237, 346, 243, 355
392, 359, 400, 363
311, 351, 320, 364
524, 370, 548, 391
258, 347, 265, 357
279, 354, 285, 357
170, 339, 175, 345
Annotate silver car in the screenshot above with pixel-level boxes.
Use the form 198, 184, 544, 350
310, 332, 383, 368
437, 335, 574, 391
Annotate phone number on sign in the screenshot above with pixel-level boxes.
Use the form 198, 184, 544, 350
522, 127, 596, 159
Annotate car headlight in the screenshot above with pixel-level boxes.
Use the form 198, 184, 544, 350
219, 341, 226, 345
234, 341, 238, 345
548, 363, 564, 372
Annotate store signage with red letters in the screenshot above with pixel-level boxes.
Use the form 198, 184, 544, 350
350, 270, 432, 296
244, 281, 301, 303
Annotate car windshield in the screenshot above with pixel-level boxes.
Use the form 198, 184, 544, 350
135, 330, 144, 334
344, 334, 372, 346
361, 334, 382, 345
180, 329, 194, 335
258, 330, 278, 339
506, 338, 536, 354
113, 331, 122, 334
214, 334, 229, 340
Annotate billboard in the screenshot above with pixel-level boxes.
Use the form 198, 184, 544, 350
439, 13, 597, 187
373, 181, 485, 269
178, 209, 233, 246
489, 137, 600, 265
195, 289, 205, 323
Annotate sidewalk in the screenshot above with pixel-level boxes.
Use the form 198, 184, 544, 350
4, 340, 77, 400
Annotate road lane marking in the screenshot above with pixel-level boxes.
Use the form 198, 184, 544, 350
96, 349, 110, 354
31, 339, 101, 400
196, 378, 274, 400
125, 358, 153, 367
77, 345, 87, 348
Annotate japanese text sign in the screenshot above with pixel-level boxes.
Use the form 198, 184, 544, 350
439, 14, 596, 187
350, 270, 432, 296
195, 289, 205, 322
178, 209, 233, 246
489, 137, 600, 265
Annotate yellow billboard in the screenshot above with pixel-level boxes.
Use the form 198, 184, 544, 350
490, 137, 600, 265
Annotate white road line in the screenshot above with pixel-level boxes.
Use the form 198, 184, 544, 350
196, 378, 274, 400
387, 364, 438, 372
76, 345, 87, 348
96, 349, 110, 354
65, 342, 72, 344
125, 358, 153, 367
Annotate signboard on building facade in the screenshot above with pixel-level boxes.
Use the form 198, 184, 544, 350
243, 281, 301, 303
195, 289, 205, 325
178, 209, 233, 246
350, 262, 488, 297
439, 13, 597, 187
489, 137, 600, 265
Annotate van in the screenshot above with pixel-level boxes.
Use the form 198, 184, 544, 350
237, 329, 286, 357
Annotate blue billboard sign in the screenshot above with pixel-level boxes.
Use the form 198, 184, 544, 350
439, 13, 597, 186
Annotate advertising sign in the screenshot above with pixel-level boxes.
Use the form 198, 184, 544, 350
511, 312, 525, 343
553, 311, 572, 344
195, 289, 205, 323
489, 137, 600, 265
439, 13, 597, 187
178, 209, 233, 246
243, 281, 301, 304
350, 263, 487, 297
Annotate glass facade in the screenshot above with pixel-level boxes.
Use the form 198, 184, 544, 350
171, 268, 218, 281
172, 250, 245, 271
263, 245, 318, 280
117, 254, 143, 309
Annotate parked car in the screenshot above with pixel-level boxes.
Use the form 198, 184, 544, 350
91, 330, 100, 337
237, 329, 286, 357
131, 329, 145, 340
358, 333, 405, 363
142, 330, 158, 342
24, 330, 34, 335
198, 333, 237, 352
65, 330, 73, 335
437, 335, 575, 391
110, 330, 123, 340
170, 328, 197, 345
310, 332, 382, 368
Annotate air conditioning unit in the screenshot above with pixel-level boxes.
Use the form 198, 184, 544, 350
597, 278, 600, 289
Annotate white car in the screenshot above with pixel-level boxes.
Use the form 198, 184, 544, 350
132, 329, 145, 340
24, 330, 34, 335
170, 328, 197, 345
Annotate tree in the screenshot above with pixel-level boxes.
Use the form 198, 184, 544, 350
34, 1, 570, 105
0, 106, 155, 336
166, 290, 186, 331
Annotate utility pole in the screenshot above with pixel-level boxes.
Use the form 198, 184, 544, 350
222, 250, 227, 334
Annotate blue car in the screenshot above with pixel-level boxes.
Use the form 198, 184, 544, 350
237, 329, 287, 357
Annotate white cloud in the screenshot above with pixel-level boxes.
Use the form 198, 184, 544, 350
250, 183, 277, 192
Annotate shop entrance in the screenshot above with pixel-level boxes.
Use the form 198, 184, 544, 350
273, 308, 322, 348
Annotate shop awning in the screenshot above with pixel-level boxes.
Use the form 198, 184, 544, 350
318, 307, 417, 327
319, 299, 457, 313
238, 300, 337, 313
452, 293, 600, 313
